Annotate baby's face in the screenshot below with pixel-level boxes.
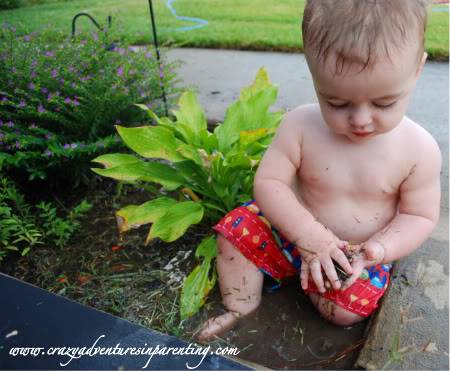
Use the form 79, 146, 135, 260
307, 43, 426, 143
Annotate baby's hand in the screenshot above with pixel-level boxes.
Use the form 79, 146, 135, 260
296, 226, 353, 293
341, 240, 385, 290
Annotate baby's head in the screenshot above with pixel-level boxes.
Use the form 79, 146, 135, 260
301, 0, 429, 142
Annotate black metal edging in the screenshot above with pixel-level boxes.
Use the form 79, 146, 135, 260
0, 273, 252, 370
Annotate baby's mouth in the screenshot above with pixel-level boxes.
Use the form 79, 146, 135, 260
352, 131, 374, 137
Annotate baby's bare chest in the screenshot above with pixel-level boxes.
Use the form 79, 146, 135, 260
298, 143, 409, 198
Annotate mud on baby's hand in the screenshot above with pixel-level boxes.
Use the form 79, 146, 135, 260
340, 241, 385, 290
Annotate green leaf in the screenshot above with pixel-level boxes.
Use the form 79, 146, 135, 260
214, 68, 284, 152
21, 247, 31, 256
116, 125, 185, 162
239, 127, 275, 148
116, 197, 178, 233
147, 201, 204, 243
91, 153, 141, 168
195, 234, 217, 259
176, 144, 203, 166
91, 160, 185, 190
180, 235, 217, 319
239, 67, 272, 101
173, 91, 207, 135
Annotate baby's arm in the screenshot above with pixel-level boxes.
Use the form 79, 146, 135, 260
343, 132, 441, 288
253, 109, 352, 293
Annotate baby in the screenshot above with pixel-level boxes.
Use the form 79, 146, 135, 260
198, 0, 441, 341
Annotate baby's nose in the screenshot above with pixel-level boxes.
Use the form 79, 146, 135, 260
349, 106, 372, 128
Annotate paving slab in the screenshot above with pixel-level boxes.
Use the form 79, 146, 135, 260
166, 48, 449, 370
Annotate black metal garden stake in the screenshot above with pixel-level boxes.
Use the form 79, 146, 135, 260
148, 0, 169, 117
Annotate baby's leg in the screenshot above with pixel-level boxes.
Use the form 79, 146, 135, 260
309, 293, 365, 326
196, 234, 264, 342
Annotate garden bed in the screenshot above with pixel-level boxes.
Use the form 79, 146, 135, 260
0, 179, 368, 370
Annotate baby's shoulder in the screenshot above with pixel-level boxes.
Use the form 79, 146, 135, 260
401, 117, 441, 154
278, 104, 320, 134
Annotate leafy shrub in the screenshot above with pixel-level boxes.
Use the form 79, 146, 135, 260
92, 68, 284, 318
0, 0, 21, 10
0, 177, 92, 262
0, 23, 179, 181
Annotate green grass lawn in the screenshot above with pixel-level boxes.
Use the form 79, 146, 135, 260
1, 0, 448, 60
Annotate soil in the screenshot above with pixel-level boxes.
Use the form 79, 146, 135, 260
0, 180, 368, 370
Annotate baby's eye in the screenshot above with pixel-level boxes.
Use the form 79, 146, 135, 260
372, 101, 397, 109
326, 101, 349, 109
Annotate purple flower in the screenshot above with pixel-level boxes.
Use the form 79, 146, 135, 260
92, 32, 99, 41
115, 119, 122, 124
60, 78, 65, 85
45, 51, 55, 57
18, 100, 26, 108
28, 82, 35, 90
64, 143, 70, 149
117, 67, 124, 76
44, 149, 53, 157
29, 123, 38, 129
71, 82, 77, 88
7, 121, 14, 128
11, 67, 16, 73
38, 104, 46, 113
114, 47, 126, 56
15, 141, 20, 149
69, 67, 75, 73
140, 91, 146, 98
55, 91, 60, 97
64, 97, 71, 104
145, 52, 152, 59
47, 93, 53, 101
41, 87, 48, 94
31, 60, 38, 68
24, 35, 31, 42
70, 143, 78, 149
72, 98, 80, 106
1, 97, 8, 103
51, 69, 58, 78
159, 72, 164, 78
31, 71, 37, 78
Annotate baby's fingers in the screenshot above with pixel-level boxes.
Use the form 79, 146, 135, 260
331, 248, 353, 275
309, 258, 325, 293
300, 261, 309, 290
321, 256, 341, 290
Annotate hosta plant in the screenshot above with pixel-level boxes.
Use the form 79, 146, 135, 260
92, 68, 284, 319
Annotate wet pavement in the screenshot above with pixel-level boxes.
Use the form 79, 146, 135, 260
166, 48, 449, 370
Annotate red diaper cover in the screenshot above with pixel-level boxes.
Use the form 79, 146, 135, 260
213, 200, 391, 318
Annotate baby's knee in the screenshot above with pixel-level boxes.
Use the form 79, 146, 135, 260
311, 294, 365, 326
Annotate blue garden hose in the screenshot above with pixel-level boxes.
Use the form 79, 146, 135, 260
166, 0, 208, 31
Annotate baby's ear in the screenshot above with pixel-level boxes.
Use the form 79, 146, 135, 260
416, 52, 428, 78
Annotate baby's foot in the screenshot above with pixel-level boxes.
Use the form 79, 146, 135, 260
196, 311, 241, 342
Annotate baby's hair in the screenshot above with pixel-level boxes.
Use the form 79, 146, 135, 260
302, 0, 428, 74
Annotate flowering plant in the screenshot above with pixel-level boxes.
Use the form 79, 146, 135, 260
0, 23, 179, 181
